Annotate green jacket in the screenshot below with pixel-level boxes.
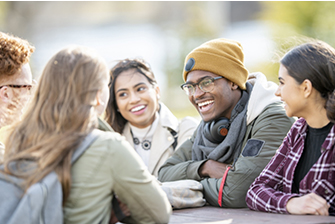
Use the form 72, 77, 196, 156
64, 118, 171, 223
158, 102, 295, 208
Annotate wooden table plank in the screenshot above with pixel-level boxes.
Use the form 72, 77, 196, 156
169, 206, 335, 224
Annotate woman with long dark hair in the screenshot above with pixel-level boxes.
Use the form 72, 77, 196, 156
105, 58, 198, 177
246, 40, 335, 216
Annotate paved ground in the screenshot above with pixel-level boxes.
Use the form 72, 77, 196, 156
169, 206, 335, 224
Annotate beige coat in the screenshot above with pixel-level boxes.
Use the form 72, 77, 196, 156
63, 118, 172, 224
0, 141, 4, 163
122, 103, 198, 177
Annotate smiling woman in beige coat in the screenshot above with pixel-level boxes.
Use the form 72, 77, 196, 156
105, 58, 198, 177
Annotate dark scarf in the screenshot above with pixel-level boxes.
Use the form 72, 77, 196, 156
192, 82, 252, 164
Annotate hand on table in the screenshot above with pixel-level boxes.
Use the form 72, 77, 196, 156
199, 159, 229, 179
286, 193, 330, 216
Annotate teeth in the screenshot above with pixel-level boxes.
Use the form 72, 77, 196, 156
198, 100, 214, 107
131, 105, 145, 112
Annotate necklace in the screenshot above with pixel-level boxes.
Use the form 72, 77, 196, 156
131, 124, 153, 151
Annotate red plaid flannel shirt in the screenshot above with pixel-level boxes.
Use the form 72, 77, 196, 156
246, 118, 335, 215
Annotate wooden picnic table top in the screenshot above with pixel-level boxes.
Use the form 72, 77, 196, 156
169, 206, 335, 224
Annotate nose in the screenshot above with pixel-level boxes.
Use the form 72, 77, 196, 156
193, 84, 205, 98
129, 92, 141, 103
275, 86, 281, 97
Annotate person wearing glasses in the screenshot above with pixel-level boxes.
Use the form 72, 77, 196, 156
158, 38, 295, 208
0, 32, 35, 159
105, 58, 198, 177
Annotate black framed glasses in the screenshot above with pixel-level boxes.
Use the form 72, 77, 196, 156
180, 77, 223, 95
0, 84, 33, 91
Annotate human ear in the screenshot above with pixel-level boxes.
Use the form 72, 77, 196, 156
301, 79, 312, 98
95, 90, 105, 107
155, 85, 161, 100
231, 82, 239, 90
0, 86, 14, 103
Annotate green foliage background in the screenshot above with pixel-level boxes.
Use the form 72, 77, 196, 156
255, 1, 335, 82
2, 1, 335, 119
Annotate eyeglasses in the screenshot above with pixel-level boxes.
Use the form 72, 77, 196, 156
0, 84, 33, 91
180, 77, 223, 95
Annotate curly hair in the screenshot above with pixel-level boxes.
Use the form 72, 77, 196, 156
0, 32, 35, 79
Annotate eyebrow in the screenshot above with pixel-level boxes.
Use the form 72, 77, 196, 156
116, 82, 147, 93
278, 77, 284, 81
185, 75, 213, 84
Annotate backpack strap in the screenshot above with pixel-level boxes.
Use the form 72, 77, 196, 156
71, 129, 100, 164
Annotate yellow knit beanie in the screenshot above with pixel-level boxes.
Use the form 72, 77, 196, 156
183, 38, 249, 90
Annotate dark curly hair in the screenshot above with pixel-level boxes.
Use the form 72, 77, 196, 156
0, 32, 35, 80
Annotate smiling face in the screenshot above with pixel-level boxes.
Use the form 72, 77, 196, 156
275, 64, 306, 118
186, 70, 241, 122
114, 69, 159, 128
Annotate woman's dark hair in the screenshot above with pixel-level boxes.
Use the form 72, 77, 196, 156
105, 58, 157, 133
281, 41, 335, 122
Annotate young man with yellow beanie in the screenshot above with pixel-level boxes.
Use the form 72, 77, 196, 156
158, 38, 295, 208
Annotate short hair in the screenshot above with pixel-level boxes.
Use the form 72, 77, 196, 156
0, 32, 35, 80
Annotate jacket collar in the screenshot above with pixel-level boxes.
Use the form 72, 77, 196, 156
158, 103, 179, 133
122, 103, 179, 175
296, 118, 335, 152
98, 117, 114, 132
123, 103, 179, 134
246, 72, 281, 125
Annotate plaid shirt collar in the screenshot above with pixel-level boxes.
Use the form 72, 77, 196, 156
297, 118, 335, 153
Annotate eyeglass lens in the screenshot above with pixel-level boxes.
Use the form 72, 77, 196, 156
182, 78, 215, 95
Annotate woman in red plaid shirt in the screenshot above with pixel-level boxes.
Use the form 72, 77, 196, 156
246, 40, 335, 216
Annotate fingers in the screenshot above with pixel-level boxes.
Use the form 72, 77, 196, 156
309, 193, 329, 216
119, 203, 131, 216
199, 160, 227, 178
286, 193, 329, 216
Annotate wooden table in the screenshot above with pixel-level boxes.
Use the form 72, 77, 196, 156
169, 206, 335, 224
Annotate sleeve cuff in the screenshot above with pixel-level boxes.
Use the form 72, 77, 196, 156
186, 160, 208, 180
280, 194, 298, 214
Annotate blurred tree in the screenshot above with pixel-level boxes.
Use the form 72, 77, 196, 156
257, 1, 335, 81
0, 2, 9, 28
262, 1, 335, 45
162, 2, 223, 117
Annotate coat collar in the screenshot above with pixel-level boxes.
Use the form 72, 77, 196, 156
98, 117, 114, 132
122, 103, 179, 175
123, 103, 179, 136
158, 103, 179, 132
